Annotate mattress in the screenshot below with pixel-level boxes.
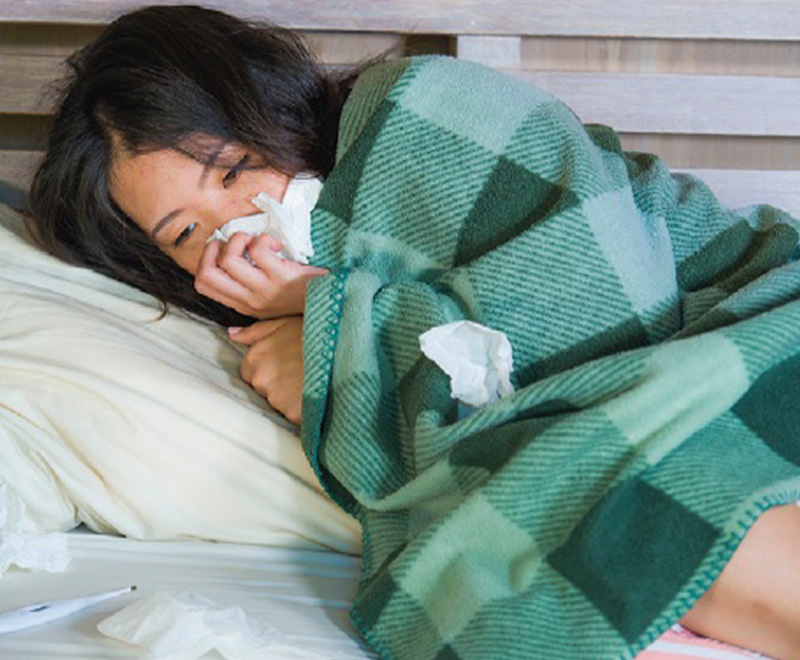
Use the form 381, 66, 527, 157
2, 529, 772, 659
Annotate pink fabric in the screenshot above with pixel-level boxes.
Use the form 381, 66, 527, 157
637, 625, 772, 659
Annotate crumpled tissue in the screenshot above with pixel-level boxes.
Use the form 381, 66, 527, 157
0, 483, 70, 577
97, 591, 323, 660
207, 176, 323, 264
419, 320, 514, 409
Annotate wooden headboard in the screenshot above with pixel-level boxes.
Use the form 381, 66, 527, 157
1, 0, 798, 216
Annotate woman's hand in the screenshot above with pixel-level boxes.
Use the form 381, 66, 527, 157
230, 317, 304, 425
194, 232, 328, 319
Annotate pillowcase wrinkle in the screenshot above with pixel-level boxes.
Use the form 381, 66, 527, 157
0, 202, 360, 555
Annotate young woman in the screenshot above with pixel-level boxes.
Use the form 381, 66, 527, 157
26, 5, 800, 659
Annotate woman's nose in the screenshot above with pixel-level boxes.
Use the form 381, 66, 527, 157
205, 192, 259, 234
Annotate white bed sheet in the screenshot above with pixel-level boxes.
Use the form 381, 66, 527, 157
2, 526, 779, 660
1, 528, 375, 659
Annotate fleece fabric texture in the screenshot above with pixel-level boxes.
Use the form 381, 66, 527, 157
300, 56, 800, 659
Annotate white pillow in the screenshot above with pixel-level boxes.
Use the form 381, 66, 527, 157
0, 203, 359, 554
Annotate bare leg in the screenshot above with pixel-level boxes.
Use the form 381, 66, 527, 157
679, 504, 800, 660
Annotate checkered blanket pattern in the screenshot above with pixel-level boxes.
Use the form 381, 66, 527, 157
300, 56, 800, 659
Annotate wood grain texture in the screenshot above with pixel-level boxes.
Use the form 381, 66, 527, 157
513, 71, 800, 137
0, 55, 67, 114
2, 0, 800, 40
619, 134, 800, 171
303, 32, 403, 64
456, 36, 521, 68
3, 23, 796, 77
4, 53, 796, 138
0, 23, 103, 56
0, 150, 42, 189
520, 37, 800, 76
673, 169, 800, 217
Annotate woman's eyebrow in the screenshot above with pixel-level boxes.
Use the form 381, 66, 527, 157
150, 209, 183, 240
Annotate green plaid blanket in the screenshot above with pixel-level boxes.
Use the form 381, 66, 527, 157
300, 56, 800, 660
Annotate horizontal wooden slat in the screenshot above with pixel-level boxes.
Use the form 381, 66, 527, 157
303, 32, 404, 64
512, 71, 800, 137
520, 37, 800, 77
1, 150, 797, 219
0, 150, 42, 190
619, 134, 800, 171
2, 0, 800, 40
4, 53, 799, 139
0, 23, 103, 56
0, 54, 66, 114
0, 33, 405, 114
677, 169, 800, 218
4, 26, 798, 78
456, 36, 521, 68
0, 24, 402, 62
0, 150, 38, 209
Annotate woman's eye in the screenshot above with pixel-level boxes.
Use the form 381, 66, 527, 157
222, 154, 250, 187
173, 222, 197, 248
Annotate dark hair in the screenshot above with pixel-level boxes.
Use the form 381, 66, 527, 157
27, 4, 378, 325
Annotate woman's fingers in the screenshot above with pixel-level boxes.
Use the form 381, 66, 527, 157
247, 234, 329, 279
195, 242, 251, 301
250, 232, 283, 253
215, 233, 271, 289
195, 236, 267, 314
245, 234, 287, 272
236, 317, 304, 424
196, 232, 329, 318
229, 318, 284, 345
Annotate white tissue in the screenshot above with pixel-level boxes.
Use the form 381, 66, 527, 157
97, 591, 322, 660
0, 483, 70, 577
207, 176, 323, 264
419, 321, 514, 409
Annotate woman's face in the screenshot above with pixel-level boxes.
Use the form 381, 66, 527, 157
109, 143, 290, 274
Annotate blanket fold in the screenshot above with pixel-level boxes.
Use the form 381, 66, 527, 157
301, 56, 800, 659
